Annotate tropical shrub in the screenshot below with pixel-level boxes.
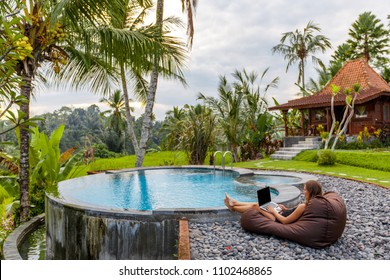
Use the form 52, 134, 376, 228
198, 68, 279, 162
29, 125, 83, 215
0, 183, 17, 258
92, 144, 119, 159
181, 105, 215, 165
317, 150, 336, 166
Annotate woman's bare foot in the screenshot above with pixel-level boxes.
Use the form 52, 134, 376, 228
224, 192, 236, 206
224, 197, 234, 211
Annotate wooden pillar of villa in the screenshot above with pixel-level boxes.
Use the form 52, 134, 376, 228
326, 108, 331, 132
282, 110, 288, 137
300, 109, 305, 136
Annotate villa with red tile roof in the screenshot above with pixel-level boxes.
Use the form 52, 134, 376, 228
269, 58, 390, 136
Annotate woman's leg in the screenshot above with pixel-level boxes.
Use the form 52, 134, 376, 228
224, 197, 257, 213
224, 195, 276, 221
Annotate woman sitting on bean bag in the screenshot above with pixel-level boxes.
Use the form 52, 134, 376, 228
225, 180, 323, 223
225, 180, 347, 248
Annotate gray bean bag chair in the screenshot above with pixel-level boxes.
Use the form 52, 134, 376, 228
240, 192, 347, 248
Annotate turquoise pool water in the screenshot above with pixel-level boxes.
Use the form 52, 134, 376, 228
58, 168, 281, 211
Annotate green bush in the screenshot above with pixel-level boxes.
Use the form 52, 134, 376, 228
92, 144, 120, 158
334, 137, 385, 150
335, 140, 366, 150
317, 150, 336, 166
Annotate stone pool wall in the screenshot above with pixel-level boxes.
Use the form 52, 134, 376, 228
3, 214, 45, 260
45, 196, 181, 260
46, 195, 240, 260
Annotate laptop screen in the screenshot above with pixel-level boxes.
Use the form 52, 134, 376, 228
257, 186, 272, 206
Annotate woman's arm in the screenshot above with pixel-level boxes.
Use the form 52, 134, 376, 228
267, 203, 306, 224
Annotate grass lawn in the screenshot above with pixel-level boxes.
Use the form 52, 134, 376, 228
73, 150, 390, 188
71, 151, 190, 177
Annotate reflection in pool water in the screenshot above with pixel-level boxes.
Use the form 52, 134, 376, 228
19, 225, 46, 260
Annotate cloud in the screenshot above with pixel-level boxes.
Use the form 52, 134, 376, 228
32, 0, 390, 120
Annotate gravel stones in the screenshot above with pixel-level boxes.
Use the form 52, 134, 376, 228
189, 173, 390, 260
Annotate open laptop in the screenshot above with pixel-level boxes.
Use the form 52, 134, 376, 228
257, 186, 282, 213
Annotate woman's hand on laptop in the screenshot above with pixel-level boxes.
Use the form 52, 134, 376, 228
266, 205, 277, 214
279, 204, 287, 211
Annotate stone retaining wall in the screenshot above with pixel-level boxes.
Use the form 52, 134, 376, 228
3, 214, 45, 260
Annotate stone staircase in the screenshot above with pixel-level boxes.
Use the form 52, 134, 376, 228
270, 137, 321, 160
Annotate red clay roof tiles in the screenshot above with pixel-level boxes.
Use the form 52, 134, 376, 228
269, 58, 390, 110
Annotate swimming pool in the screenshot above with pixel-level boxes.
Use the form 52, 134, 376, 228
58, 168, 278, 210
46, 166, 310, 260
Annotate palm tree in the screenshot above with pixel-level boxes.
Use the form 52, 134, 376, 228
9, 0, 122, 221
180, 104, 215, 165
272, 21, 332, 91
100, 90, 131, 152
347, 11, 390, 81
233, 68, 279, 122
347, 12, 389, 62
4, 0, 167, 221
99, 0, 187, 168
305, 65, 332, 95
100, 90, 129, 136
198, 75, 243, 161
136, 0, 198, 167
199, 68, 278, 161
0, 5, 29, 136
160, 106, 186, 150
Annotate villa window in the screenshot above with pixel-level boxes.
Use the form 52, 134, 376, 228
355, 105, 367, 118
384, 104, 390, 121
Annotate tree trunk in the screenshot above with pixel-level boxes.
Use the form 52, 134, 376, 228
19, 74, 32, 222
331, 93, 358, 151
301, 58, 305, 91
120, 63, 140, 155
324, 96, 335, 150
135, 0, 164, 167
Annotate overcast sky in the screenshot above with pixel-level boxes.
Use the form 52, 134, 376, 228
31, 0, 390, 120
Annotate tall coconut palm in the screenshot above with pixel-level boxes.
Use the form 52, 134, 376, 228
4, 0, 169, 221
9, 0, 122, 221
136, 0, 198, 167
272, 21, 331, 91
88, 0, 187, 167
100, 90, 129, 137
